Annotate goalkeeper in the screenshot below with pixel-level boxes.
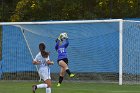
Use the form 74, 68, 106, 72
55, 33, 75, 87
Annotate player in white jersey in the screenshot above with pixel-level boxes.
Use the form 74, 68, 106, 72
32, 43, 54, 93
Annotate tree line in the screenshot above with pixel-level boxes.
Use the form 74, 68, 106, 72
0, 0, 140, 22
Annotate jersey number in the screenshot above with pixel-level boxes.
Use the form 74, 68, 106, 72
59, 48, 65, 53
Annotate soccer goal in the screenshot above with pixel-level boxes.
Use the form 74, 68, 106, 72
0, 19, 140, 85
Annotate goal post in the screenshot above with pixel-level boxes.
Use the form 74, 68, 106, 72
119, 20, 123, 85
1, 19, 140, 85
19, 26, 42, 82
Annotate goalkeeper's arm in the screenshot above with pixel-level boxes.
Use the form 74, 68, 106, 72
55, 33, 63, 50
64, 38, 69, 48
55, 38, 60, 51
62, 33, 69, 48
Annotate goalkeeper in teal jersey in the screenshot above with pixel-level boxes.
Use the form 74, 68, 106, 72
55, 33, 75, 87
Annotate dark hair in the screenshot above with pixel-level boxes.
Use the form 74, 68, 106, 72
41, 50, 49, 58
39, 43, 46, 51
39, 43, 49, 58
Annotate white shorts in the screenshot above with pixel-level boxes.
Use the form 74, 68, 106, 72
38, 67, 51, 81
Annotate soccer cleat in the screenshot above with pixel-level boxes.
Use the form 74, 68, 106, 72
57, 83, 61, 87
70, 74, 75, 78
32, 85, 37, 93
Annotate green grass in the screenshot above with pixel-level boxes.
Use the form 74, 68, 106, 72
0, 81, 140, 93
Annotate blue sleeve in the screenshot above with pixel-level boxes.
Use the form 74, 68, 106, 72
55, 40, 60, 51
64, 39, 69, 48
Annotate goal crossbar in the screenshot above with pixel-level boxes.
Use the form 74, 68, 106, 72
0, 19, 123, 25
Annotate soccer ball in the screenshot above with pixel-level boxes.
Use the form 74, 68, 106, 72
60, 32, 68, 39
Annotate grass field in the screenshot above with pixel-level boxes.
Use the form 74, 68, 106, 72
0, 81, 140, 93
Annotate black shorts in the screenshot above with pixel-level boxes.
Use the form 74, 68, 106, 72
57, 58, 68, 65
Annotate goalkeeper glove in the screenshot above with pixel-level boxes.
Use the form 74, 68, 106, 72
58, 33, 63, 40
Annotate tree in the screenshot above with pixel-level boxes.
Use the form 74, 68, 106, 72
94, 0, 139, 18
10, 0, 39, 21
5, 0, 140, 21
0, 0, 20, 22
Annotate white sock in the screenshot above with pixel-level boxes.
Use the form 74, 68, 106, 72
37, 84, 48, 88
46, 88, 51, 93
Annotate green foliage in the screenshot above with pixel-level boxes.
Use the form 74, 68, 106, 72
10, 0, 39, 21
9, 0, 140, 22
94, 0, 139, 18
0, 0, 140, 21
0, 0, 20, 22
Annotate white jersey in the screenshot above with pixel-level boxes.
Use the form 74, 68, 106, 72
34, 52, 50, 69
34, 52, 51, 80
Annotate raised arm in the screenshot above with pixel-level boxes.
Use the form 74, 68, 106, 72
63, 38, 69, 48
55, 38, 60, 51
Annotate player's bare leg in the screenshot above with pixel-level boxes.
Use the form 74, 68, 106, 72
45, 79, 51, 93
59, 60, 75, 77
57, 60, 75, 86
57, 67, 65, 87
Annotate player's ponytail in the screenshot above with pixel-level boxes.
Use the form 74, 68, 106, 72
41, 50, 49, 58
39, 43, 49, 58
